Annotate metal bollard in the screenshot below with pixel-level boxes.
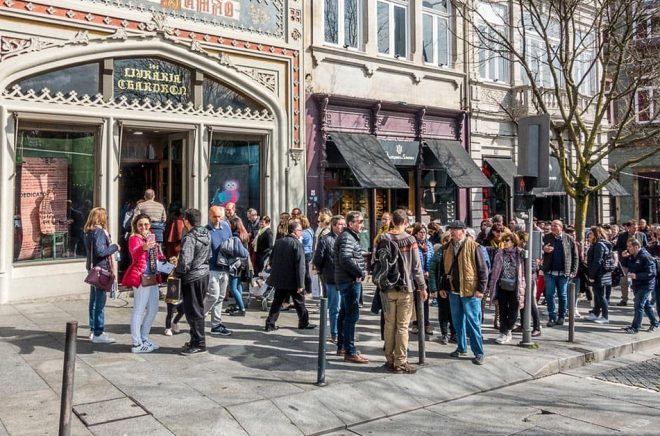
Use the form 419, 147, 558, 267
316, 298, 328, 386
59, 321, 78, 436
568, 282, 576, 342
415, 290, 426, 364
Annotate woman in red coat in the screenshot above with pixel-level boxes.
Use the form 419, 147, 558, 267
122, 213, 164, 353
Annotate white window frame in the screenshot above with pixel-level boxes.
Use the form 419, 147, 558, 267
635, 86, 659, 124
476, 2, 509, 83
323, 0, 362, 49
377, 0, 409, 59
422, 2, 451, 67
573, 30, 598, 96
633, 5, 659, 40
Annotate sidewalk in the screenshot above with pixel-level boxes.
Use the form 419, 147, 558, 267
0, 283, 658, 435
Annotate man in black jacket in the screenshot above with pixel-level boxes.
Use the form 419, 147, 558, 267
621, 238, 658, 333
265, 221, 316, 331
614, 220, 649, 306
541, 220, 578, 327
334, 211, 368, 364
312, 215, 346, 342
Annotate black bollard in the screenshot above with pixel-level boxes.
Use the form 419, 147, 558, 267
568, 282, 576, 343
59, 321, 78, 436
415, 290, 426, 364
316, 298, 328, 386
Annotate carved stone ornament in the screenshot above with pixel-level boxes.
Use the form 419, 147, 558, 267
288, 148, 304, 164
1, 31, 89, 62
215, 52, 276, 93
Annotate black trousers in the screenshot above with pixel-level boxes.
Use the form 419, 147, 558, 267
518, 293, 541, 330
412, 298, 431, 328
498, 289, 519, 333
183, 276, 209, 348
437, 295, 455, 336
166, 302, 185, 329
266, 288, 309, 328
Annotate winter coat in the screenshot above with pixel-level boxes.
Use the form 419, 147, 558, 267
268, 234, 305, 290
174, 226, 211, 284
429, 250, 443, 292
255, 227, 273, 274
334, 228, 366, 284
623, 247, 657, 290
121, 233, 166, 288
312, 231, 338, 284
85, 227, 118, 272
541, 233, 578, 276
586, 240, 613, 287
417, 240, 434, 273
488, 248, 526, 309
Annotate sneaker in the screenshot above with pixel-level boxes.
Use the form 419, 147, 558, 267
617, 300, 628, 306
449, 335, 457, 344
264, 324, 279, 332
88, 331, 94, 340
299, 324, 317, 330
164, 328, 173, 336
430, 298, 438, 307
131, 343, 154, 353
648, 325, 657, 332
586, 313, 598, 321
472, 355, 486, 365
623, 326, 639, 334
425, 326, 434, 335
210, 325, 233, 336
229, 310, 246, 317
91, 333, 116, 344
512, 325, 522, 333
504, 332, 512, 343
449, 349, 468, 358
393, 362, 417, 374
142, 339, 159, 350
180, 346, 207, 355
532, 329, 542, 337
172, 323, 180, 334
410, 326, 419, 334
594, 317, 609, 324
336, 349, 346, 356
546, 320, 556, 328
383, 362, 395, 372
556, 318, 565, 326
344, 354, 369, 364
574, 310, 582, 319
495, 333, 507, 344
439, 334, 449, 345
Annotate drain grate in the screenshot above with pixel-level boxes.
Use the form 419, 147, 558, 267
73, 397, 150, 427
594, 357, 660, 392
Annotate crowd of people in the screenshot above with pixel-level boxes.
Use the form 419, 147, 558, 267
82, 193, 660, 368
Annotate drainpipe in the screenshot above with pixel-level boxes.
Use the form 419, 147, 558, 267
0, 107, 10, 304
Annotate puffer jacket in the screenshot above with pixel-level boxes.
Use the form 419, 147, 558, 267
85, 227, 118, 272
587, 240, 613, 287
313, 231, 338, 284
623, 247, 657, 290
175, 226, 211, 284
334, 228, 366, 284
121, 233, 165, 288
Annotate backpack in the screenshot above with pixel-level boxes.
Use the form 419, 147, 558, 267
217, 237, 248, 276
600, 242, 616, 273
372, 233, 406, 292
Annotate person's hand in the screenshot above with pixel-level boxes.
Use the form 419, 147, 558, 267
115, 244, 121, 252
297, 287, 304, 294
420, 289, 428, 301
439, 290, 447, 299
543, 244, 554, 253
474, 291, 484, 299
569, 273, 576, 279
628, 272, 636, 280
622, 250, 630, 258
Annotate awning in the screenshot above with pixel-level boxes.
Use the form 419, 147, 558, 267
590, 165, 630, 197
327, 132, 408, 189
424, 139, 493, 188
484, 157, 517, 188
532, 156, 566, 196
379, 139, 419, 167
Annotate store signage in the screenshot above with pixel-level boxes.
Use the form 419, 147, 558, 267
114, 58, 192, 104
155, 0, 241, 20
379, 140, 420, 166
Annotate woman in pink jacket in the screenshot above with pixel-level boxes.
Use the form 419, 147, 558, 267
122, 213, 164, 353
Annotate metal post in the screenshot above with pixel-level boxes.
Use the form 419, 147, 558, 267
520, 206, 535, 348
415, 290, 426, 364
59, 321, 78, 436
316, 298, 328, 386
568, 282, 576, 342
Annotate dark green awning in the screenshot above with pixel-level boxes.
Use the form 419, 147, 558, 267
424, 139, 493, 188
485, 157, 517, 188
590, 165, 629, 197
327, 132, 408, 189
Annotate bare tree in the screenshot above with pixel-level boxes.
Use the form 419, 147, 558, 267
457, 0, 660, 239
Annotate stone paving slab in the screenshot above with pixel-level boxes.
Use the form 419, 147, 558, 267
74, 397, 148, 426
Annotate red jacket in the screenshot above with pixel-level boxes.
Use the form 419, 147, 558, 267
121, 233, 164, 288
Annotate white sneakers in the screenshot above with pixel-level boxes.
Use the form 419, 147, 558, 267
594, 317, 609, 324
88, 330, 94, 340
91, 333, 116, 344
495, 332, 512, 344
164, 329, 173, 336
131, 342, 154, 353
586, 313, 599, 321
574, 309, 582, 319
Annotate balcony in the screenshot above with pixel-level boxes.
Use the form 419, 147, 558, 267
511, 85, 597, 122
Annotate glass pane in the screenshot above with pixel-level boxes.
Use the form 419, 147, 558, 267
344, 0, 359, 48
422, 0, 448, 13
209, 138, 261, 219
377, 1, 390, 54
14, 128, 96, 262
437, 17, 449, 65
203, 78, 264, 111
114, 57, 192, 104
15, 63, 99, 96
423, 14, 434, 63
394, 5, 407, 58
324, 0, 339, 44
638, 90, 651, 121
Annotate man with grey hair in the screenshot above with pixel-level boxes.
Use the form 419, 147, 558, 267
246, 208, 260, 241
204, 205, 232, 337
134, 188, 167, 243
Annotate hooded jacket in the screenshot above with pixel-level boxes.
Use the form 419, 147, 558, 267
175, 226, 211, 284
587, 239, 613, 287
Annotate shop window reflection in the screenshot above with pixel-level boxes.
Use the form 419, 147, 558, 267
422, 169, 457, 224
14, 127, 96, 262
13, 62, 100, 97
203, 78, 264, 111
324, 169, 370, 251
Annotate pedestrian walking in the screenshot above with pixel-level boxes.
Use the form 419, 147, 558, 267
226, 216, 250, 317
254, 215, 273, 275
541, 220, 578, 327
615, 220, 649, 306
203, 205, 232, 336
586, 226, 614, 324
621, 238, 658, 333
175, 208, 211, 355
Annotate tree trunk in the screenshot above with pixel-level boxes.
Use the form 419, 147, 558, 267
573, 193, 589, 244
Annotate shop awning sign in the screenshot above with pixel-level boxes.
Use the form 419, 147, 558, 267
379, 140, 419, 167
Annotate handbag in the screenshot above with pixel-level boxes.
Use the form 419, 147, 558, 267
165, 277, 182, 303
84, 235, 116, 292
499, 276, 517, 291
141, 275, 158, 287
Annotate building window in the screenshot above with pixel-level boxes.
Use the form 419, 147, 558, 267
634, 6, 660, 39
377, 0, 408, 59
638, 172, 660, 223
14, 125, 97, 262
13, 63, 100, 96
476, 1, 509, 82
636, 86, 659, 123
202, 77, 264, 111
324, 0, 361, 48
209, 137, 262, 219
422, 1, 451, 66
573, 31, 597, 96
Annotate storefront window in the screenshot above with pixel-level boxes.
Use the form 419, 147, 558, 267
638, 173, 660, 223
114, 57, 192, 104
203, 78, 264, 111
13, 63, 100, 96
209, 137, 261, 219
14, 126, 97, 262
324, 169, 371, 251
421, 169, 457, 224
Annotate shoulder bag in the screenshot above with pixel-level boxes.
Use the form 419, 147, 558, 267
84, 234, 116, 291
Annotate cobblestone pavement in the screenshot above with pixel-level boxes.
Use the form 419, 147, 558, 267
595, 357, 660, 392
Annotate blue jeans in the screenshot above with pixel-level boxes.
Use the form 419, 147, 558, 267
337, 281, 361, 356
448, 292, 484, 357
632, 287, 658, 330
325, 283, 341, 339
544, 274, 569, 321
89, 287, 107, 336
592, 284, 609, 319
229, 276, 245, 312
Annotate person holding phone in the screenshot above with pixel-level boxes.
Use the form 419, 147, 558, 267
122, 213, 165, 353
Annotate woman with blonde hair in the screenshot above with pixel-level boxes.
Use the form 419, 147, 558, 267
84, 207, 120, 344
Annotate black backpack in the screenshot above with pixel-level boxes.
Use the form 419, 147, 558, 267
600, 242, 616, 273
372, 234, 406, 291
